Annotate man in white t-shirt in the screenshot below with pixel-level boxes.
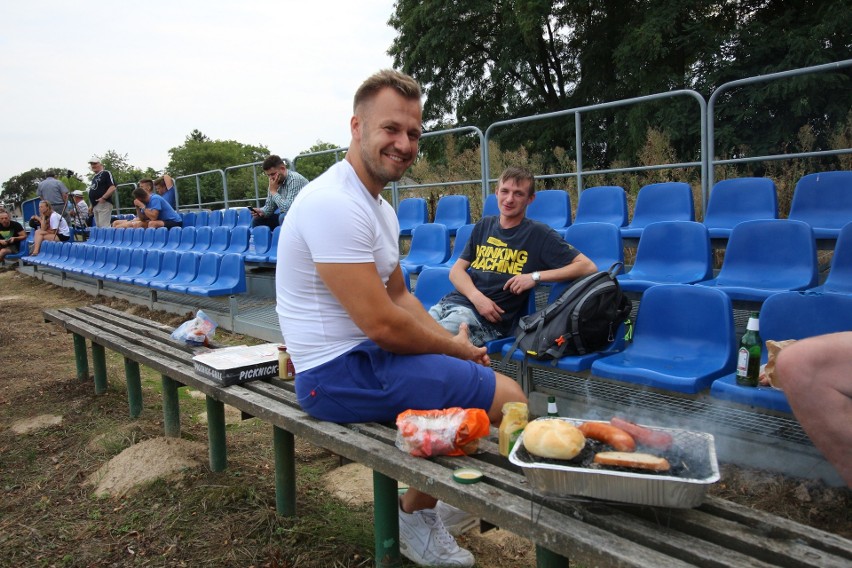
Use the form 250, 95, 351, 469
275, 69, 526, 567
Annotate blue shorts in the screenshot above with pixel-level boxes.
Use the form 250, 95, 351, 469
294, 340, 496, 423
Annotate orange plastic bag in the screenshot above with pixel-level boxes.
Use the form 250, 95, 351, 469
395, 407, 491, 457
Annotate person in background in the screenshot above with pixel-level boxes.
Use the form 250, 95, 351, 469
36, 170, 70, 224
129, 186, 183, 229
0, 211, 27, 263
775, 332, 852, 487
154, 174, 177, 210
276, 69, 526, 567
112, 179, 154, 228
87, 157, 117, 228
251, 155, 308, 229
429, 167, 597, 346
30, 201, 70, 255
68, 190, 90, 235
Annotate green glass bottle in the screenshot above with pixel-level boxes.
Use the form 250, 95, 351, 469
736, 312, 761, 387
546, 395, 559, 417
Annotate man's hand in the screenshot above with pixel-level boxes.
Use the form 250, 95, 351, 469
503, 273, 537, 295
133, 199, 145, 209
472, 294, 504, 324
452, 323, 491, 366
268, 172, 283, 193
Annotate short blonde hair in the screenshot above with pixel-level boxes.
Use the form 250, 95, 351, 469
353, 69, 421, 113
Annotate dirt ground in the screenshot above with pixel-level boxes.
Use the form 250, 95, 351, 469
0, 267, 850, 568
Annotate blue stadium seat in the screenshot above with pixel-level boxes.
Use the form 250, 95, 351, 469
129, 227, 145, 249
244, 226, 279, 263
590, 284, 736, 393
245, 226, 271, 258
703, 177, 777, 239
221, 208, 237, 228
115, 249, 149, 284
621, 182, 695, 239
168, 252, 221, 293
181, 211, 197, 227
207, 209, 222, 228
68, 245, 98, 274
57, 244, 86, 271
219, 225, 249, 256
111, 228, 130, 248
236, 208, 252, 227
400, 264, 411, 291
207, 226, 231, 254
150, 251, 200, 291
433, 195, 471, 236
573, 185, 628, 227
175, 226, 197, 252
139, 228, 156, 249
561, 222, 624, 271
437, 223, 474, 268
617, 221, 712, 293
102, 247, 136, 282
482, 194, 499, 217
526, 190, 571, 230
160, 226, 183, 251
131, 249, 166, 286
140, 250, 180, 288
83, 246, 110, 276
46, 242, 73, 269
413, 266, 455, 309
194, 210, 209, 227
185, 253, 247, 296
193, 226, 212, 252
810, 221, 852, 294
97, 227, 116, 247
710, 291, 852, 413
788, 171, 852, 239
399, 223, 451, 275
91, 247, 122, 279
696, 219, 818, 302
150, 227, 169, 249
87, 227, 102, 245
397, 197, 428, 237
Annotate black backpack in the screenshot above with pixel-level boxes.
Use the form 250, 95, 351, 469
508, 263, 633, 361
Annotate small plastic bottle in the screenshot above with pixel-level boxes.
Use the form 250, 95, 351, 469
248, 231, 256, 253
736, 312, 761, 387
278, 345, 295, 380
547, 396, 559, 417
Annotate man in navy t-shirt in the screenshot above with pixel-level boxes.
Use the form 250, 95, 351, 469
429, 167, 597, 346
131, 186, 183, 229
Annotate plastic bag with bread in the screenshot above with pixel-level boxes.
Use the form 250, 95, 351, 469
395, 408, 490, 457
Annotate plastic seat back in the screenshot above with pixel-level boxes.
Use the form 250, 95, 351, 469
433, 195, 471, 236
574, 186, 628, 227
704, 219, 818, 298
413, 266, 455, 309
562, 222, 624, 270
207, 209, 222, 227
482, 193, 499, 217
236, 208, 252, 227
152, 251, 199, 290
169, 252, 220, 293
617, 221, 712, 292
207, 226, 231, 254
140, 228, 156, 249
99, 227, 116, 247
145, 250, 181, 287
175, 226, 197, 251
93, 247, 121, 278
621, 182, 695, 238
221, 208, 237, 228
74, 245, 99, 273
591, 284, 736, 393
222, 225, 250, 255
87, 246, 110, 274
246, 226, 271, 257
162, 226, 183, 250
438, 223, 474, 268
399, 223, 451, 274
150, 227, 169, 249
129, 227, 145, 248
194, 210, 209, 226
703, 178, 777, 239
526, 190, 571, 230
133, 249, 164, 285
814, 221, 852, 293
788, 171, 852, 238
116, 248, 148, 283
181, 211, 197, 227
187, 253, 247, 296
397, 197, 428, 237
193, 226, 212, 252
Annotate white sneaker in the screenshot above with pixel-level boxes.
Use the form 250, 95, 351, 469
435, 501, 479, 536
398, 502, 475, 567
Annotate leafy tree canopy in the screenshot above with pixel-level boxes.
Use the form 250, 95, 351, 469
293, 141, 346, 181
1, 167, 87, 211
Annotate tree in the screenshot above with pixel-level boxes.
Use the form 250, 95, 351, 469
1, 167, 87, 211
293, 141, 345, 180
167, 130, 269, 206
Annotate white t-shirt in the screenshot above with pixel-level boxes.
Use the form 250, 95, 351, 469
48, 211, 70, 237
275, 160, 400, 371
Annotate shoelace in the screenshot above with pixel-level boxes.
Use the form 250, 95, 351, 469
421, 510, 459, 551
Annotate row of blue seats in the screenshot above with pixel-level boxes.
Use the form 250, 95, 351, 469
398, 171, 852, 241
410, 265, 852, 414
23, 241, 246, 296
402, 219, 852, 301
180, 208, 254, 228
84, 225, 279, 264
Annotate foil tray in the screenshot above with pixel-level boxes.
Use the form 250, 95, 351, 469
508, 418, 720, 508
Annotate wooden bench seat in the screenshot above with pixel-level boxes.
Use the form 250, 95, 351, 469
43, 304, 852, 568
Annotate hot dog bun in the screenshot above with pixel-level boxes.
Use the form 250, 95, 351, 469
522, 419, 586, 460
593, 451, 671, 472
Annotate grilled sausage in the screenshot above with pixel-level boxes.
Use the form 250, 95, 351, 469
578, 422, 636, 452
610, 417, 673, 451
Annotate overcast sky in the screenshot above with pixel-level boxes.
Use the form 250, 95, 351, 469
0, 1, 398, 186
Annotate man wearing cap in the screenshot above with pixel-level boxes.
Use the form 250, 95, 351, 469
36, 171, 70, 224
68, 190, 90, 234
87, 157, 117, 227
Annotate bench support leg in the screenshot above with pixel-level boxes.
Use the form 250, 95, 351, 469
161, 375, 181, 437
535, 545, 568, 567
91, 343, 107, 395
206, 395, 227, 472
124, 358, 143, 418
372, 471, 402, 568
72, 333, 89, 382
273, 426, 296, 517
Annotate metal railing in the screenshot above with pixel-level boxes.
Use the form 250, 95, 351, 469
173, 169, 228, 210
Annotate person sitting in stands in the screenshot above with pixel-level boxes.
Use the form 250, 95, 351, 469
250, 155, 308, 229
113, 179, 156, 228
68, 190, 90, 235
775, 332, 852, 487
0, 211, 27, 263
129, 186, 183, 229
30, 200, 70, 255
429, 166, 597, 346
154, 174, 177, 210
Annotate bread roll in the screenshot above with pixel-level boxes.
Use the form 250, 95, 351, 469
522, 419, 586, 460
593, 451, 670, 472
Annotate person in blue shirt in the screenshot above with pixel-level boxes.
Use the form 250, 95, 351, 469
132, 186, 183, 229
154, 174, 177, 210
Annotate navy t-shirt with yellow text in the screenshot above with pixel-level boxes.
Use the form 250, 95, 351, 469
442, 216, 579, 335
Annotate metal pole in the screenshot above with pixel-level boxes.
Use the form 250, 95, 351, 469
372, 471, 402, 567
72, 333, 89, 381
161, 374, 181, 437
205, 395, 227, 471
124, 357, 143, 418
273, 425, 296, 516
574, 112, 583, 194
91, 343, 107, 394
